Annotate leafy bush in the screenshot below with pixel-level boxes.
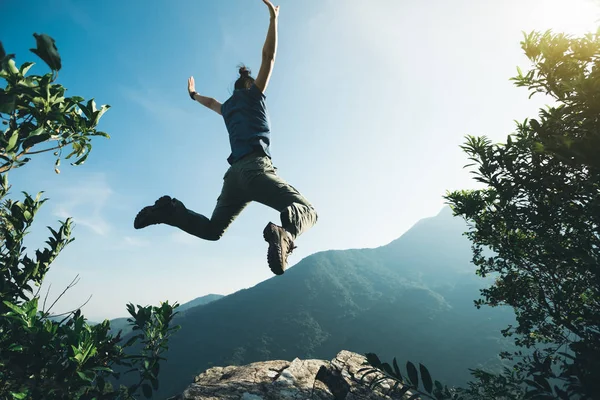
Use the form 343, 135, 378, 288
0, 34, 180, 400
368, 28, 600, 400
358, 353, 462, 400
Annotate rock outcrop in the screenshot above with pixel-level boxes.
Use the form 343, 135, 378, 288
173, 350, 417, 400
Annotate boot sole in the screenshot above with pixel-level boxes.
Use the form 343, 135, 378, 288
134, 195, 172, 229
263, 223, 285, 276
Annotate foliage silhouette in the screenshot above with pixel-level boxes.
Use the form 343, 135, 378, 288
368, 27, 600, 400
0, 34, 180, 399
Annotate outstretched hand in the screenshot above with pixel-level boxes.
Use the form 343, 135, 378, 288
187, 76, 195, 96
262, 0, 279, 19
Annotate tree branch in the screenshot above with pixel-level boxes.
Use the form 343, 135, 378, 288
44, 274, 80, 315
42, 283, 52, 314
21, 143, 67, 156
0, 140, 72, 173
53, 294, 93, 325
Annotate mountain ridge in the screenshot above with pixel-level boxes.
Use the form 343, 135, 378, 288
120, 206, 515, 399
107, 294, 224, 336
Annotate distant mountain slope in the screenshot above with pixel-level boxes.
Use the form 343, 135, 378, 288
108, 294, 224, 336
176, 294, 225, 313
127, 208, 515, 399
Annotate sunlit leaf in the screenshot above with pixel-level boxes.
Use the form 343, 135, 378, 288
6, 130, 19, 152
19, 62, 35, 76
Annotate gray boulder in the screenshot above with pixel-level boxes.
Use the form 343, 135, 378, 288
174, 350, 417, 400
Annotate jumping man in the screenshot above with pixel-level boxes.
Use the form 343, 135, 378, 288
133, 0, 318, 275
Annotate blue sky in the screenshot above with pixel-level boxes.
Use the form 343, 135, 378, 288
3, 0, 599, 320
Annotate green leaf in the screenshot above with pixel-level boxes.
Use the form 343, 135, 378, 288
3, 301, 26, 316
533, 375, 552, 393
93, 131, 111, 139
532, 142, 545, 153
357, 368, 380, 382
91, 366, 113, 373
20, 62, 35, 76
22, 132, 51, 149
369, 376, 388, 389
93, 104, 110, 125
124, 335, 139, 347
419, 363, 433, 393
10, 392, 28, 400
29, 33, 62, 71
406, 361, 419, 388
392, 358, 403, 379
6, 130, 19, 152
0, 91, 16, 114
72, 151, 89, 166
529, 118, 541, 131
19, 76, 39, 88
365, 353, 383, 368
396, 386, 411, 397
7, 59, 19, 74
142, 383, 152, 398
76, 371, 93, 382
8, 344, 23, 352
28, 127, 45, 137
380, 362, 394, 376
77, 102, 91, 119
31, 96, 45, 106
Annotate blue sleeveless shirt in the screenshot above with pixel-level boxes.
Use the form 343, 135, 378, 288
221, 84, 272, 165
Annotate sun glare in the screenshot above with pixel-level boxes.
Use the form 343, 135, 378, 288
535, 0, 600, 35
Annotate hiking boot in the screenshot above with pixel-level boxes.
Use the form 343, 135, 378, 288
134, 195, 177, 229
263, 222, 296, 275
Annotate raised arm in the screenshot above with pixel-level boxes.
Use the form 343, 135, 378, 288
254, 0, 279, 93
188, 76, 222, 115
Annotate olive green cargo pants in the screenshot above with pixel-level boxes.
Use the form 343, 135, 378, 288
166, 152, 318, 241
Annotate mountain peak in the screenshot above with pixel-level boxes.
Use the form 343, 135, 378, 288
437, 205, 454, 217
383, 205, 468, 252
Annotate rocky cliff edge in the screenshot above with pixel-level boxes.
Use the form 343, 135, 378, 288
171, 350, 417, 400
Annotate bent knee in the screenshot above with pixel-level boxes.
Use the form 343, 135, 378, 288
205, 227, 227, 241
206, 232, 223, 241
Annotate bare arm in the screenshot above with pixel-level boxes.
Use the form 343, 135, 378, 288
254, 0, 279, 93
188, 76, 222, 115
192, 92, 222, 115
